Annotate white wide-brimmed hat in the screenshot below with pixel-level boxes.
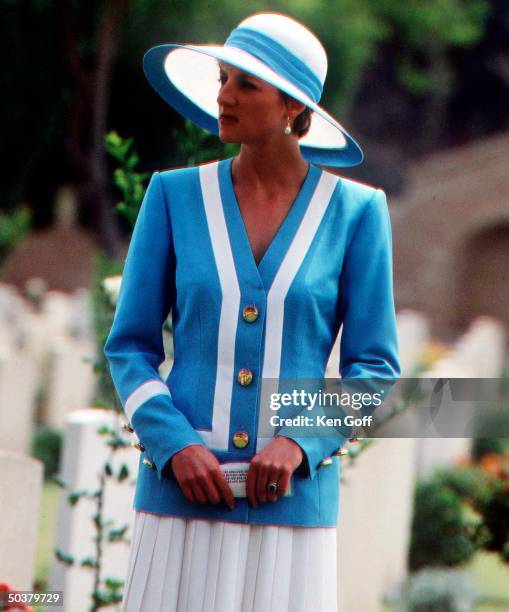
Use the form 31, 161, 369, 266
143, 12, 364, 167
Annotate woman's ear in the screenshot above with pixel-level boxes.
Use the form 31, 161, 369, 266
285, 97, 306, 121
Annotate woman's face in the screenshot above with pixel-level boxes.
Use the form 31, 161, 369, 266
216, 62, 288, 144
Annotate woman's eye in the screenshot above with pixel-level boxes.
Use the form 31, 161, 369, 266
216, 75, 255, 88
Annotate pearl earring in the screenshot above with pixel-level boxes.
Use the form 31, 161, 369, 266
284, 117, 292, 135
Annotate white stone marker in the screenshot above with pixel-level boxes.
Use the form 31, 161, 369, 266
41, 291, 74, 338
68, 289, 95, 340
0, 348, 38, 454
396, 309, 430, 375
0, 450, 43, 591
453, 316, 506, 378
327, 309, 430, 377
337, 438, 417, 612
44, 337, 97, 430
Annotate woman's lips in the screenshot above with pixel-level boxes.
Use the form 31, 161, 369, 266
219, 114, 238, 124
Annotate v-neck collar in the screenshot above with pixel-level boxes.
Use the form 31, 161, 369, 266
218, 157, 322, 292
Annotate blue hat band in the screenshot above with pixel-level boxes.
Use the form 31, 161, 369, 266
224, 27, 323, 103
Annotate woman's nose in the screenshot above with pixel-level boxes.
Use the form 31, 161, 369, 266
217, 80, 236, 107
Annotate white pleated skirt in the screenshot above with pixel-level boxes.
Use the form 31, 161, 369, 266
121, 511, 338, 612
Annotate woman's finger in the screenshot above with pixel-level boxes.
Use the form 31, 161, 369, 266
213, 470, 235, 510
246, 462, 258, 507
255, 460, 270, 505
199, 470, 223, 505
190, 478, 208, 504
266, 466, 283, 502
277, 467, 292, 498
179, 479, 197, 504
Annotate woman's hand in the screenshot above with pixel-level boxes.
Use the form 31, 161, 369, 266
170, 444, 235, 510
246, 436, 303, 507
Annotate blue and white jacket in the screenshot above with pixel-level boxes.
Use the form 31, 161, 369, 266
103, 157, 400, 527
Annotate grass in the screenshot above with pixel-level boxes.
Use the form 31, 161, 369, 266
34, 480, 60, 591
381, 553, 509, 611
31, 480, 60, 612
471, 551, 509, 611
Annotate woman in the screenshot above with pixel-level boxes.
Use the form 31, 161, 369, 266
104, 12, 400, 612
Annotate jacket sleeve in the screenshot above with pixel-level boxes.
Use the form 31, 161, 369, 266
277, 188, 401, 480
103, 171, 206, 482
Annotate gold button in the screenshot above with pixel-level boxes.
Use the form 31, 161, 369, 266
233, 431, 249, 449
237, 368, 253, 386
143, 457, 156, 470
242, 305, 259, 323
319, 457, 333, 467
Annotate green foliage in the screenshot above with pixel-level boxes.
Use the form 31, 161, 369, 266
97, 425, 116, 436
50, 474, 66, 488
31, 426, 62, 480
410, 460, 509, 569
375, 0, 488, 47
0, 205, 31, 266
91, 585, 123, 609
432, 465, 494, 507
68, 489, 87, 506
54, 547, 74, 566
409, 470, 481, 570
108, 524, 129, 542
117, 464, 130, 481
471, 438, 509, 461
375, 0, 490, 96
105, 130, 150, 227
90, 250, 123, 410
475, 481, 509, 558
104, 577, 124, 590
174, 119, 238, 166
398, 57, 436, 97
106, 434, 130, 450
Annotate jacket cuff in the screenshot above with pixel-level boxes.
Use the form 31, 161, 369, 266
275, 435, 347, 480
129, 392, 206, 483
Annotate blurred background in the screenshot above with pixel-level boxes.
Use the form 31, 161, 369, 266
0, 1, 508, 611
